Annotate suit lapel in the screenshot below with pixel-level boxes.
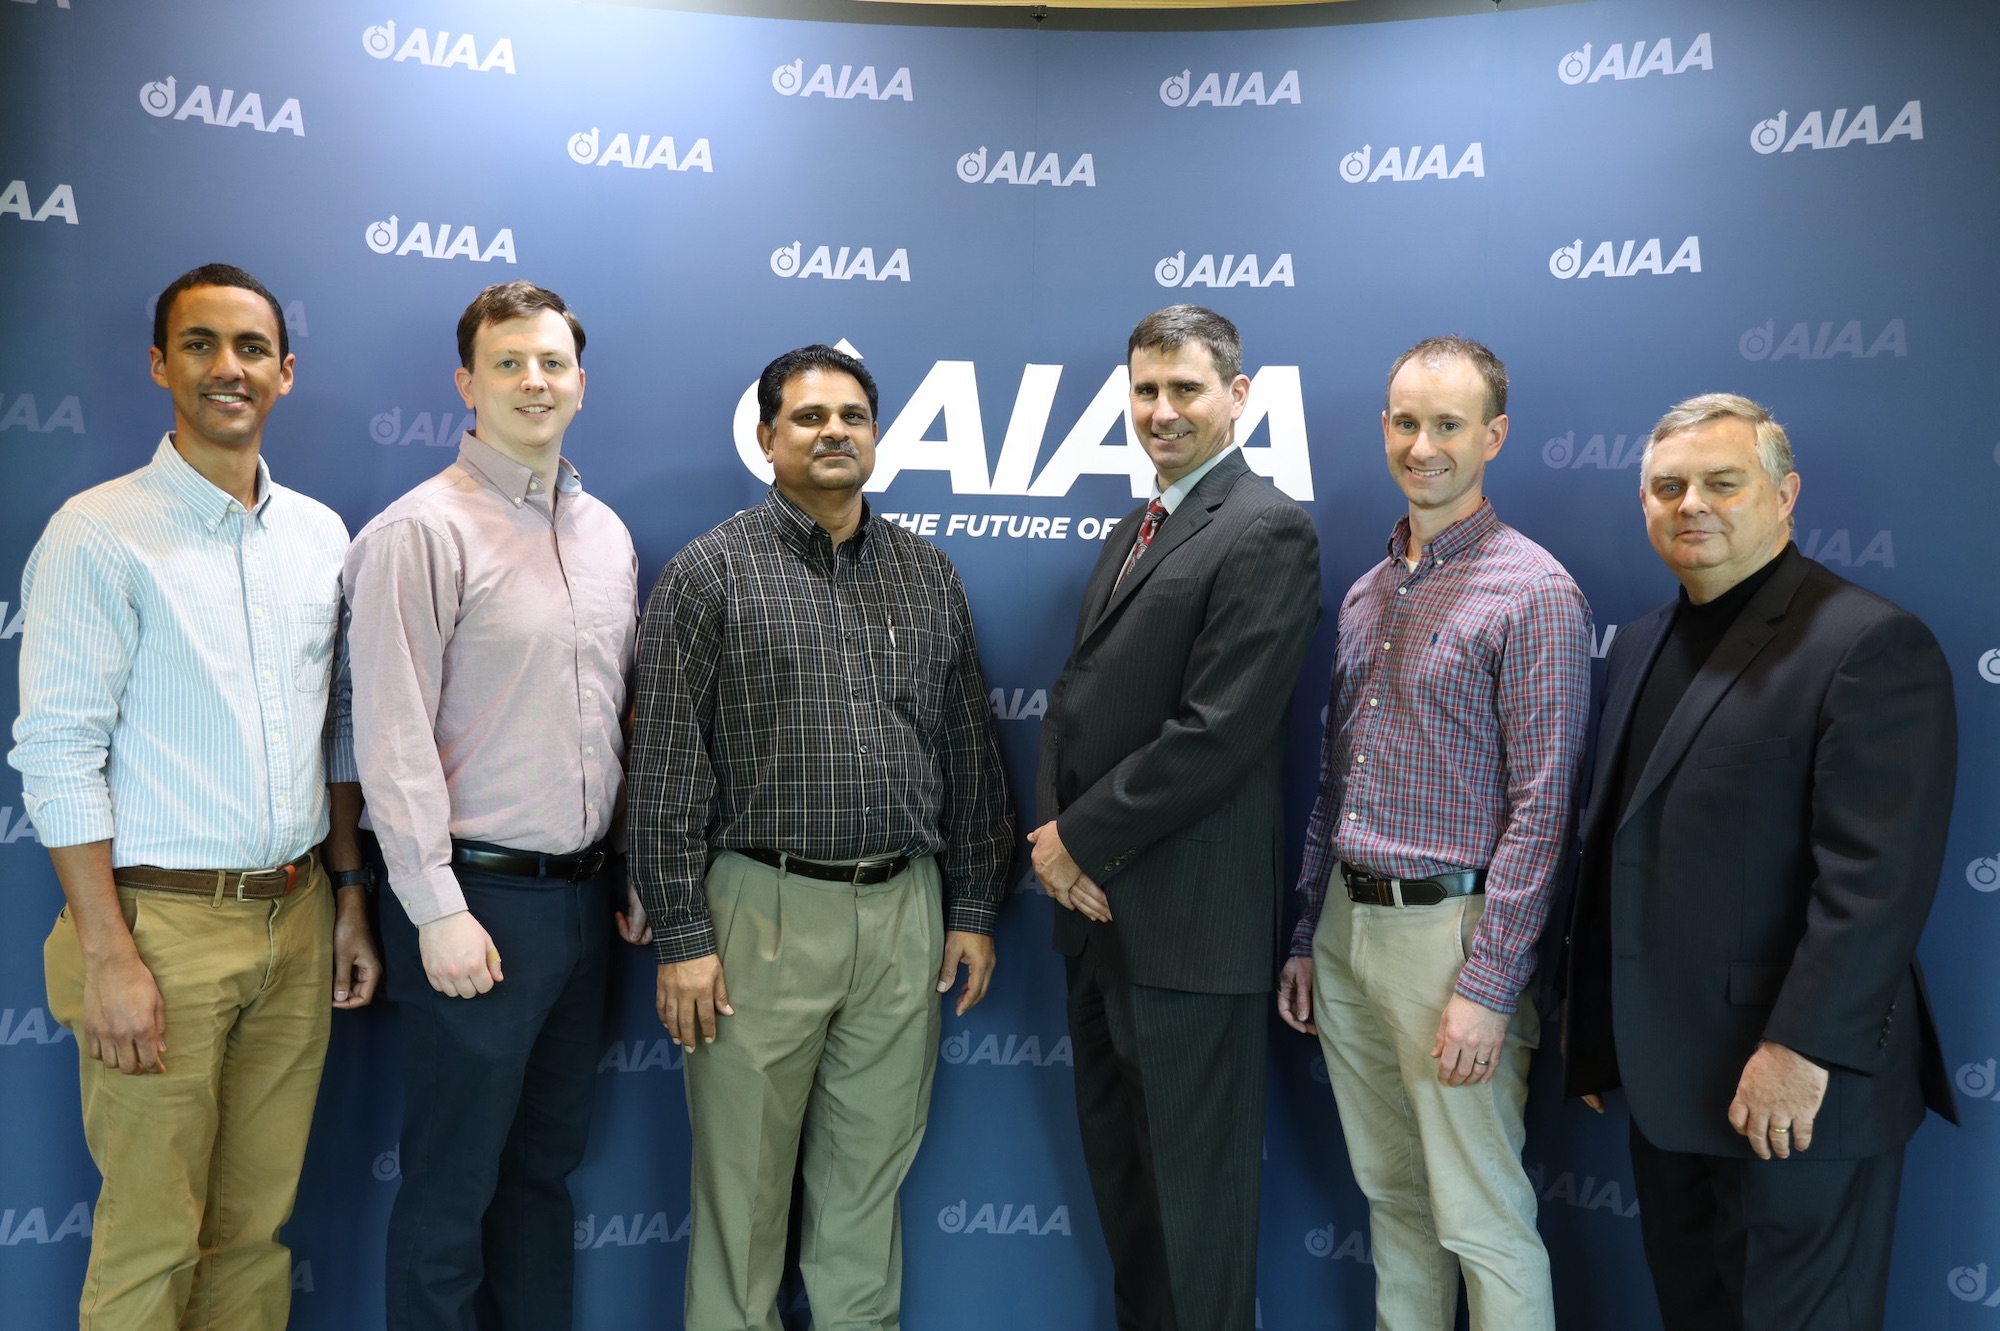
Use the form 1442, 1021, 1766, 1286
1079, 450, 1248, 645
1617, 554, 1812, 828
1584, 604, 1672, 841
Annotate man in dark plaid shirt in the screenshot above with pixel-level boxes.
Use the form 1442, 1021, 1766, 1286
627, 344, 1013, 1331
1277, 337, 1590, 1331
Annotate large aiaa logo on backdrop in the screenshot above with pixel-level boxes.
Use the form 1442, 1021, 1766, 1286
565, 129, 712, 173
937, 1200, 1071, 1235
139, 77, 304, 134
369, 408, 473, 448
362, 21, 515, 74
1154, 251, 1293, 289
1339, 143, 1483, 183
771, 242, 910, 282
771, 59, 912, 101
956, 148, 1095, 187
730, 345, 1314, 501
1557, 33, 1711, 84
1549, 236, 1701, 280
364, 216, 516, 263
1751, 102, 1923, 154
0, 393, 84, 434
1158, 69, 1299, 107
0, 181, 75, 225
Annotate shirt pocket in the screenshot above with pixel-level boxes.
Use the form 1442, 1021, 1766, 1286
884, 618, 950, 733
291, 600, 338, 695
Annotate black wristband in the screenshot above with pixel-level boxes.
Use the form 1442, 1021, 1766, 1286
330, 867, 375, 890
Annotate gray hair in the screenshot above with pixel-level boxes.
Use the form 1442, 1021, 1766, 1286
1128, 304, 1243, 382
1642, 392, 1795, 487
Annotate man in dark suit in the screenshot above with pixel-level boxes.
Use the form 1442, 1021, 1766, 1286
1566, 392, 1958, 1330
1030, 304, 1321, 1331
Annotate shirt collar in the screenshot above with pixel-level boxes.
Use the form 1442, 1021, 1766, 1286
764, 486, 872, 558
455, 432, 581, 506
152, 433, 273, 532
1386, 497, 1499, 567
1153, 443, 1239, 515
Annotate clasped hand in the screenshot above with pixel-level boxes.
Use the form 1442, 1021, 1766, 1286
1027, 821, 1112, 923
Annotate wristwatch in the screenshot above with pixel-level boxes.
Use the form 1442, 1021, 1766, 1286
330, 866, 376, 890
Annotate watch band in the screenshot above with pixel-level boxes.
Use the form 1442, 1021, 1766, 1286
330, 867, 376, 890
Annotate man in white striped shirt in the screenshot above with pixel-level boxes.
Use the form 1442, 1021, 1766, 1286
10, 263, 379, 1331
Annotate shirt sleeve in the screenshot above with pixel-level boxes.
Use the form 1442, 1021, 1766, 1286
1289, 649, 1344, 957
932, 562, 1015, 935
7, 512, 137, 848
322, 596, 358, 786
629, 549, 726, 964
344, 518, 466, 925
1454, 573, 1592, 1012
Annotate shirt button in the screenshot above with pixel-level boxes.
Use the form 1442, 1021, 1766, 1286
1396, 587, 1407, 596
276, 796, 287, 806
581, 631, 592, 642
261, 669, 272, 682
1382, 641, 1391, 651
1368, 698, 1379, 708
514, 498, 523, 507
585, 745, 596, 756
1347, 812, 1358, 821
252, 606, 265, 619
860, 744, 870, 754
584, 688, 594, 700
1355, 755, 1366, 764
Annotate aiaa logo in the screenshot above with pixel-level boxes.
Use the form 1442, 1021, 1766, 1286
1750, 102, 1922, 154
1795, 529, 1894, 569
372, 1147, 400, 1181
361, 22, 515, 74
1959, 1058, 2000, 1102
988, 689, 1049, 722
1154, 251, 1294, 289
0, 393, 84, 434
1557, 33, 1712, 84
0, 180, 77, 225
769, 242, 910, 283
1525, 1160, 1640, 1219
1158, 69, 1300, 107
770, 59, 913, 101
936, 1201, 1071, 1236
0, 1006, 67, 1044
955, 148, 1095, 188
1739, 319, 1906, 362
597, 1038, 685, 1072
1549, 236, 1701, 280
564, 129, 712, 173
1303, 1222, 1372, 1264
730, 347, 1314, 500
138, 77, 304, 135
1978, 650, 2000, 685
574, 1212, 690, 1248
369, 408, 475, 449
0, 803, 42, 838
1948, 1263, 2000, 1306
1967, 854, 2000, 892
0, 1203, 91, 1246
940, 1030, 1072, 1066
1540, 429, 1646, 471
364, 216, 516, 264
1338, 143, 1484, 184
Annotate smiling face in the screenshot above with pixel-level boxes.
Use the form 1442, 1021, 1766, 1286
1128, 341, 1248, 488
757, 367, 877, 503
453, 308, 585, 468
148, 285, 294, 455
1641, 415, 1799, 601
1382, 355, 1506, 530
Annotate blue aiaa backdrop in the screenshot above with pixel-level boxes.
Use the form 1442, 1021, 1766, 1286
3, 0, 1998, 1325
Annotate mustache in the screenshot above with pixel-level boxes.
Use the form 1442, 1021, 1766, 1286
812, 442, 859, 459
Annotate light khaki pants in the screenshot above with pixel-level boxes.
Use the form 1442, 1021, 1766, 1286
1311, 871, 1554, 1331
683, 851, 944, 1331
44, 860, 333, 1331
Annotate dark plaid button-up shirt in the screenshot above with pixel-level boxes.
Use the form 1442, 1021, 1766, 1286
1290, 501, 1591, 1012
629, 488, 1014, 964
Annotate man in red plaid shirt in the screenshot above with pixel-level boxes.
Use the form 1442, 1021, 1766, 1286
1277, 336, 1591, 1331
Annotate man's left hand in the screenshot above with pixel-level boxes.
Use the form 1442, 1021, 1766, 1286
1431, 993, 1509, 1086
1028, 822, 1112, 922
615, 879, 653, 946
332, 885, 380, 1009
937, 931, 996, 1016
1728, 1041, 1828, 1160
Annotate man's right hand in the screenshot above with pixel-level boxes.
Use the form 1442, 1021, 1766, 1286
417, 910, 502, 998
84, 948, 167, 1075
657, 956, 732, 1052
1276, 956, 1317, 1035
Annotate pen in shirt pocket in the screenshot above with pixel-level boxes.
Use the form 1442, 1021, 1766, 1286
888, 614, 896, 650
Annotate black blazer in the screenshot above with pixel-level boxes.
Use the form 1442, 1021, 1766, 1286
1037, 450, 1321, 995
1564, 551, 1958, 1157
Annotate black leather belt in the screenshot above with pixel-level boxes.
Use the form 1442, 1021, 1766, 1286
451, 840, 609, 882
738, 847, 910, 885
1342, 862, 1486, 908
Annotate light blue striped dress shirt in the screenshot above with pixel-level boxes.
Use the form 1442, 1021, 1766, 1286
9, 435, 356, 869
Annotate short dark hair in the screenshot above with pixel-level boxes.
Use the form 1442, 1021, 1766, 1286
153, 263, 289, 360
455, 281, 586, 369
1385, 335, 1509, 421
1128, 304, 1243, 382
756, 344, 879, 427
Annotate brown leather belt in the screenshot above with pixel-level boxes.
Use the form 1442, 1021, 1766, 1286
738, 847, 911, 885
114, 851, 313, 902
1342, 862, 1486, 908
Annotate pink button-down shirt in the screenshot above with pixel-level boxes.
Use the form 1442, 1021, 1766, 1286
345, 435, 638, 925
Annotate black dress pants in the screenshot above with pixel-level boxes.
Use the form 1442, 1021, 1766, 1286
382, 860, 611, 1331
1066, 937, 1266, 1331
1629, 1120, 1906, 1331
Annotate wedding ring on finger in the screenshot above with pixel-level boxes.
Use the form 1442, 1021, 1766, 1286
1473, 1056, 1491, 1066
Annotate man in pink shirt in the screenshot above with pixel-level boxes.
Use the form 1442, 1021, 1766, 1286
344, 282, 650, 1331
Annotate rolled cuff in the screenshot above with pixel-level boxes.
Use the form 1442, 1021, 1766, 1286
21, 789, 114, 850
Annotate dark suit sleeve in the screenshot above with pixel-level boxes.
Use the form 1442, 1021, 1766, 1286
1764, 611, 1957, 1075
1057, 503, 1321, 879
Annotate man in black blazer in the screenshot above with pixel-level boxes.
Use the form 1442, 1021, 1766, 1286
1030, 305, 1320, 1330
1565, 393, 1958, 1330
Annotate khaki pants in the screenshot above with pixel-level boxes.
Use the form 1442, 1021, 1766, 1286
44, 860, 334, 1331
683, 851, 944, 1331
1311, 872, 1553, 1331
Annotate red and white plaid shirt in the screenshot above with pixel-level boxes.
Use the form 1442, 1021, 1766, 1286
1290, 501, 1591, 1013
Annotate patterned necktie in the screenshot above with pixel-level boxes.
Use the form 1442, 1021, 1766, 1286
1115, 499, 1168, 590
